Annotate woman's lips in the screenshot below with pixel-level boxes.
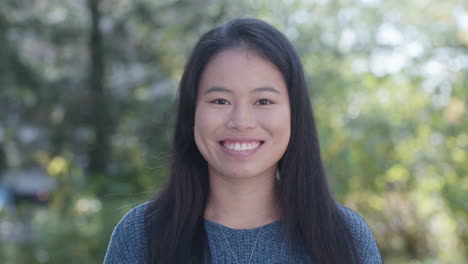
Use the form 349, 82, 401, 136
219, 140, 264, 156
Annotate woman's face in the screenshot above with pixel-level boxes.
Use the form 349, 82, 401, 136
194, 48, 291, 179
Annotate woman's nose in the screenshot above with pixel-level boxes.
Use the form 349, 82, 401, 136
225, 104, 256, 130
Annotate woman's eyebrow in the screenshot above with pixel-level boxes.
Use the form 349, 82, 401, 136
203, 86, 280, 95
251, 86, 280, 94
203, 86, 232, 95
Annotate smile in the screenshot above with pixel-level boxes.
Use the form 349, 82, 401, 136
222, 141, 262, 151
219, 140, 264, 156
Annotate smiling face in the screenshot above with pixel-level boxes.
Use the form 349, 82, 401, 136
194, 48, 291, 180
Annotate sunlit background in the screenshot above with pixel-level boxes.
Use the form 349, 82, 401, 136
0, 0, 467, 263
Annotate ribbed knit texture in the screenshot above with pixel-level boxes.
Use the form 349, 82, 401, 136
103, 202, 382, 263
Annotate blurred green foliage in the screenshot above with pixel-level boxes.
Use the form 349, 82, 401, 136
0, 0, 467, 263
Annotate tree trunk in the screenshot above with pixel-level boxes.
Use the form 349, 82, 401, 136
87, 0, 111, 175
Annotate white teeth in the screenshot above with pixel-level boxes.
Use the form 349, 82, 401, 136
223, 142, 261, 151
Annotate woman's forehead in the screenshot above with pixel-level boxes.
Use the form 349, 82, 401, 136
198, 48, 287, 95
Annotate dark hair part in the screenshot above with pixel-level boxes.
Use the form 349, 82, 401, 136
144, 18, 361, 264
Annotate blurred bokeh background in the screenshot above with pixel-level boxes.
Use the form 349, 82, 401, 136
0, 0, 467, 263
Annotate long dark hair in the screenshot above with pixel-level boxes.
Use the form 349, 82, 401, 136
145, 18, 360, 264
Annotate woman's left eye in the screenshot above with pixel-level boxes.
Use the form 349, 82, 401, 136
255, 99, 272, 105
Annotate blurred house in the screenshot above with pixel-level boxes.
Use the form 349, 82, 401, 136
0, 168, 56, 243
1, 168, 56, 206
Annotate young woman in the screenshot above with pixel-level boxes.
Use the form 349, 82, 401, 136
104, 18, 382, 264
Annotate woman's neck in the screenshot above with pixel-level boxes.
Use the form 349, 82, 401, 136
203, 169, 281, 229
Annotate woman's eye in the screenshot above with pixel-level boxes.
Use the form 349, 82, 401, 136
212, 99, 230, 105
255, 99, 272, 105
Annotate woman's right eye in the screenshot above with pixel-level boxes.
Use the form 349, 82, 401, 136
211, 99, 230, 105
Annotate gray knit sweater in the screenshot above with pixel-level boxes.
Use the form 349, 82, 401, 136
103, 202, 382, 263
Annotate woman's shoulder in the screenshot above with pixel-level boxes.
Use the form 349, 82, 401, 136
103, 201, 149, 263
337, 203, 383, 264
337, 204, 374, 237
114, 201, 149, 229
